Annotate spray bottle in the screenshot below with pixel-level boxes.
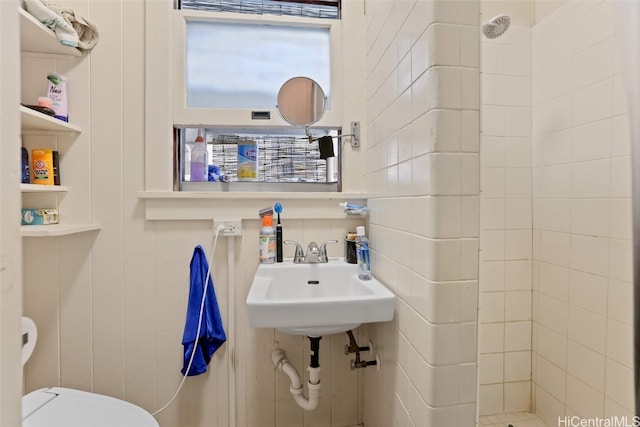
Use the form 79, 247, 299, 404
259, 215, 276, 264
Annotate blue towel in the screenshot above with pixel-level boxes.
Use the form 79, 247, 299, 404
181, 245, 227, 376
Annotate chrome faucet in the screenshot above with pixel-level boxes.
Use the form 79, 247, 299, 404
304, 242, 321, 263
284, 240, 304, 263
284, 240, 338, 263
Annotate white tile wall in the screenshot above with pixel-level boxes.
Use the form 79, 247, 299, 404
479, 23, 533, 417
478, 2, 634, 423
363, 1, 480, 426
481, 3, 634, 426
531, 2, 634, 426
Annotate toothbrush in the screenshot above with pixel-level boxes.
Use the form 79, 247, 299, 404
274, 202, 283, 263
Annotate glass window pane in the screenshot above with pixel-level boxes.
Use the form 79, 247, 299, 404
186, 21, 331, 109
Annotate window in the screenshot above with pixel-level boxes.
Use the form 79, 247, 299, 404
172, 7, 344, 192
185, 21, 331, 109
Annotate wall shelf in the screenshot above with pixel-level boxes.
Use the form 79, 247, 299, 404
137, 191, 367, 220
21, 223, 101, 237
19, 8, 82, 57
19, 7, 93, 240
20, 184, 68, 193
20, 106, 82, 134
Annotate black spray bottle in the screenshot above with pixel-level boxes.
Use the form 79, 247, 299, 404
274, 202, 283, 262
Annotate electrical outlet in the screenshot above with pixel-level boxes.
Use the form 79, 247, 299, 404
214, 219, 242, 236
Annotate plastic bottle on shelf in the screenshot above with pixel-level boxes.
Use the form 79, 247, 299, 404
355, 226, 371, 280
190, 129, 208, 182
259, 215, 276, 264
237, 139, 258, 181
21, 147, 30, 184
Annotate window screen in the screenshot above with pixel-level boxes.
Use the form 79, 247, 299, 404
180, 0, 340, 20
185, 21, 331, 109
180, 127, 339, 187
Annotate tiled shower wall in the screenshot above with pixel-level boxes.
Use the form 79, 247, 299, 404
478, 1, 637, 422
531, 1, 634, 424
363, 1, 480, 425
478, 24, 533, 416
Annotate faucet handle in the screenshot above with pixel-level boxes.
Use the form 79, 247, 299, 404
319, 239, 339, 262
284, 240, 304, 263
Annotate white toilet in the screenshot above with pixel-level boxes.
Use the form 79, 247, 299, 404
21, 318, 158, 427
23, 387, 159, 426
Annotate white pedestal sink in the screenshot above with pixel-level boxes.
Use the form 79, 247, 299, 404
246, 258, 395, 337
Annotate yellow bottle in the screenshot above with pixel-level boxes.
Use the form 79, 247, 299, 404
32, 149, 54, 185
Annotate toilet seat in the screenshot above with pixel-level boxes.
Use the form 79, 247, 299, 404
23, 387, 159, 427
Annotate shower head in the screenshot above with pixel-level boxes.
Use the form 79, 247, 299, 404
482, 14, 511, 39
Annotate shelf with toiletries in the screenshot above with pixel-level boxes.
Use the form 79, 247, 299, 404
19, 8, 82, 57
19, 146, 97, 237
18, 6, 98, 238
137, 191, 367, 220
20, 106, 82, 134
20, 183, 68, 193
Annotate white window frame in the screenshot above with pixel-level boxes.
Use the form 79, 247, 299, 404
172, 10, 342, 129
143, 0, 365, 194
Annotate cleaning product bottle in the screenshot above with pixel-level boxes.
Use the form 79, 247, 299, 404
259, 215, 276, 264
190, 128, 208, 182
355, 226, 371, 280
237, 139, 258, 181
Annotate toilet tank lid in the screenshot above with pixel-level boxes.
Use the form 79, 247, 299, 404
23, 387, 159, 427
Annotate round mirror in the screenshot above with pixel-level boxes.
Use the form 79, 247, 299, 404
276, 77, 326, 127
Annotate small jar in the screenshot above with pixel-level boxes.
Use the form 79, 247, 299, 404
344, 234, 357, 264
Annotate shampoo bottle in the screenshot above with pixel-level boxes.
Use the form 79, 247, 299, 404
355, 226, 371, 280
190, 129, 208, 182
259, 215, 276, 264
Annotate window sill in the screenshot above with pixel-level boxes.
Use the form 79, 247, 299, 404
137, 191, 367, 220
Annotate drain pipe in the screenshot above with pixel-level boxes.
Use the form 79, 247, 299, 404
272, 337, 322, 411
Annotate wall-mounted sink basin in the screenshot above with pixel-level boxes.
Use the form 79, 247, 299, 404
246, 259, 395, 337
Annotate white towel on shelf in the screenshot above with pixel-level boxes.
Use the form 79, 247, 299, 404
23, 0, 79, 48
44, 1, 98, 52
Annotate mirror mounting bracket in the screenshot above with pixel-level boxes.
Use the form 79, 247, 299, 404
306, 126, 313, 144
350, 122, 360, 147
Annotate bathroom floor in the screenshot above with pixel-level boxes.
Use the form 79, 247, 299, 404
479, 412, 548, 427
